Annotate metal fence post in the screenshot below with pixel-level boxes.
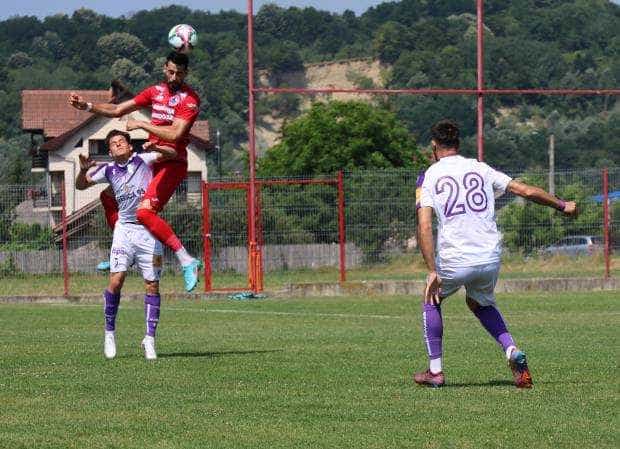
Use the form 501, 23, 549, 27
338, 170, 346, 283
61, 182, 69, 297
603, 168, 610, 279
202, 181, 212, 293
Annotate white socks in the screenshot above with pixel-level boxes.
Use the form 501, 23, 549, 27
430, 357, 443, 374
175, 247, 194, 266
506, 345, 517, 360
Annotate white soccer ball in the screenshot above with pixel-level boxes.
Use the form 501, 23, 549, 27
168, 24, 197, 53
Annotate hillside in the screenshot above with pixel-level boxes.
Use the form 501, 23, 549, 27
256, 58, 386, 153
0, 1, 618, 183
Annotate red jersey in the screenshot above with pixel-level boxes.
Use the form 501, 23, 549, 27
133, 82, 200, 163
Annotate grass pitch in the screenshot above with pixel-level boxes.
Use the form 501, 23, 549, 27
0, 291, 617, 449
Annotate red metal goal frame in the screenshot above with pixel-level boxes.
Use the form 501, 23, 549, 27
243, 0, 619, 291
202, 174, 346, 293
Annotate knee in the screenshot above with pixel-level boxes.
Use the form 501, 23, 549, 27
466, 296, 480, 313
108, 280, 123, 295
145, 280, 159, 296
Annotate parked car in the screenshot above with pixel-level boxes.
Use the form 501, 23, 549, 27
540, 235, 604, 257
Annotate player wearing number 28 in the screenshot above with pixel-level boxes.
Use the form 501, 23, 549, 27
414, 119, 578, 388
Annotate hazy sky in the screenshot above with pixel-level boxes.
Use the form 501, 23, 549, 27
0, 1, 388, 20
3, 1, 618, 21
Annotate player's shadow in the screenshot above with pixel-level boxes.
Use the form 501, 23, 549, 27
158, 349, 283, 359
444, 379, 515, 388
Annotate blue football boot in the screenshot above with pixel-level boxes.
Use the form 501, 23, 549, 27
182, 259, 201, 292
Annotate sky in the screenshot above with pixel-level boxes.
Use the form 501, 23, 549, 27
0, 1, 388, 21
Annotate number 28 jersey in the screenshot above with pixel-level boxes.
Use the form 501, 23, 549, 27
418, 155, 512, 269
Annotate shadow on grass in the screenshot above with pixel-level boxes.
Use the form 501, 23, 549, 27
158, 349, 283, 359
444, 379, 515, 388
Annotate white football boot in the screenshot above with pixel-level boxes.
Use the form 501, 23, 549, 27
141, 336, 157, 360
104, 331, 116, 359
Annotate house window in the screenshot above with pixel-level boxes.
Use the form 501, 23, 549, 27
74, 138, 83, 148
89, 139, 108, 157
49, 171, 64, 207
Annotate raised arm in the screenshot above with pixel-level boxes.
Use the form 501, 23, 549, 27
75, 154, 97, 190
507, 180, 578, 217
68, 93, 139, 118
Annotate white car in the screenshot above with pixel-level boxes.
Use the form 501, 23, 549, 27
540, 235, 604, 257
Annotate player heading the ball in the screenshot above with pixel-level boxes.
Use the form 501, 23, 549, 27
68, 51, 202, 292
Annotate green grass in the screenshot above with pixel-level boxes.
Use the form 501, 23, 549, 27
0, 254, 617, 296
0, 291, 618, 448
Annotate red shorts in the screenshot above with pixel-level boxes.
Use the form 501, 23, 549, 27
143, 160, 188, 212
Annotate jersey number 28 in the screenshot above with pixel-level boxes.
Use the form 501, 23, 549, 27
435, 172, 488, 217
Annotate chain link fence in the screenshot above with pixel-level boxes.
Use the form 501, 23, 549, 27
0, 167, 617, 295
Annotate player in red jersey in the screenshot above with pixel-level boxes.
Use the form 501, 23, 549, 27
69, 52, 201, 292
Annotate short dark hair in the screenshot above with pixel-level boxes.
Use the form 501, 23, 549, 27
431, 119, 460, 149
105, 129, 131, 147
166, 51, 189, 70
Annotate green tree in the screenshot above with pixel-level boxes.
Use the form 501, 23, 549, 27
96, 32, 148, 66
498, 173, 603, 254
7, 52, 33, 68
110, 58, 148, 88
31, 31, 66, 60
259, 101, 422, 177
372, 22, 412, 64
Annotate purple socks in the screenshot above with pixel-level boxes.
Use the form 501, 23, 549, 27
104, 290, 120, 331
472, 304, 515, 353
422, 303, 443, 361
144, 294, 161, 337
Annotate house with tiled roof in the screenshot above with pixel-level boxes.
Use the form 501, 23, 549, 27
22, 83, 212, 232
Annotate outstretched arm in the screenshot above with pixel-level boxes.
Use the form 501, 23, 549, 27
68, 93, 139, 118
507, 180, 578, 217
75, 154, 97, 190
126, 117, 193, 143
142, 141, 178, 161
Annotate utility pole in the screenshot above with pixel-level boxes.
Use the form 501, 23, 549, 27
216, 129, 222, 179
548, 132, 555, 196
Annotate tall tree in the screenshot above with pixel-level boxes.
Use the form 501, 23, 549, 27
259, 101, 423, 176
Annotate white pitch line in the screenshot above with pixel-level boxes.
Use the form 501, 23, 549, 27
45, 303, 407, 320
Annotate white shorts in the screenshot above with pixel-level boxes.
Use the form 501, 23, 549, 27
438, 261, 500, 306
110, 223, 163, 281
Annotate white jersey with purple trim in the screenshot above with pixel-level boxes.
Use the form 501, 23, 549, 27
89, 153, 159, 224
418, 155, 512, 269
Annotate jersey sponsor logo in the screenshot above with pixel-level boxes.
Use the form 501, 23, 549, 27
152, 111, 174, 121
111, 247, 127, 256
116, 187, 146, 205
153, 103, 175, 114
186, 102, 198, 110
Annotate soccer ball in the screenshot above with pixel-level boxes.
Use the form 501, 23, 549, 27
168, 24, 197, 53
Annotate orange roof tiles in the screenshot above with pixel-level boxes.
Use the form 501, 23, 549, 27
26, 89, 212, 152
190, 120, 211, 143
22, 90, 112, 137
